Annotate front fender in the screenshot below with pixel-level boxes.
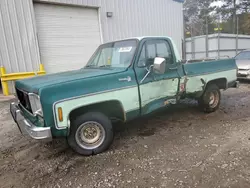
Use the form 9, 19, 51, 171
53, 86, 140, 129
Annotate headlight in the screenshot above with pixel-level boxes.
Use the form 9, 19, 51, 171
28, 93, 43, 117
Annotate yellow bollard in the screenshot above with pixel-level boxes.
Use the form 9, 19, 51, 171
0, 66, 5, 75
0, 66, 9, 96
39, 64, 45, 72
0, 65, 46, 96
107, 57, 111, 65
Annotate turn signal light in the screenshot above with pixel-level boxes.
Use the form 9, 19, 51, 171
58, 107, 63, 122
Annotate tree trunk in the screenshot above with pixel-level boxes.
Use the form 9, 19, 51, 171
247, 14, 250, 34
233, 0, 237, 34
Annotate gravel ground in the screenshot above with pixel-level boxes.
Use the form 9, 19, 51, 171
1, 83, 250, 188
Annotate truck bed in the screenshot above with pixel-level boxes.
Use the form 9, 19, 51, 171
183, 59, 237, 77
182, 59, 238, 96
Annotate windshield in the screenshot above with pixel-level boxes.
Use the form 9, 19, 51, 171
235, 51, 250, 60
85, 39, 137, 68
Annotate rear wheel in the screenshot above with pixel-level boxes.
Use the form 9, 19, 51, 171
198, 84, 221, 113
67, 112, 114, 156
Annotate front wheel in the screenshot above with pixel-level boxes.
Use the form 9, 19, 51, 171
198, 84, 221, 113
67, 112, 114, 156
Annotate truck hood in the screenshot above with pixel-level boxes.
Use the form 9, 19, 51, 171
15, 68, 125, 93
236, 60, 250, 69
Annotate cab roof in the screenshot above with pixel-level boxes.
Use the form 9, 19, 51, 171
123, 36, 173, 41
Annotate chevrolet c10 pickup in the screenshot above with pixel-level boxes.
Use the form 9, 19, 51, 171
10, 36, 239, 155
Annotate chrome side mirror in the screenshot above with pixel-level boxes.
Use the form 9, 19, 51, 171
140, 57, 166, 84
153, 57, 166, 74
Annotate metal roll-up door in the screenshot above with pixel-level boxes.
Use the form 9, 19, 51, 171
34, 3, 101, 73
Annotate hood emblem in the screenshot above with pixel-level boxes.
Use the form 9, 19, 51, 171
119, 76, 132, 82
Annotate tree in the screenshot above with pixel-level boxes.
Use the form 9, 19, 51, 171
184, 0, 250, 37
215, 0, 250, 34
242, 14, 250, 34
214, 0, 237, 33
239, 0, 250, 13
212, 13, 250, 35
184, 0, 215, 37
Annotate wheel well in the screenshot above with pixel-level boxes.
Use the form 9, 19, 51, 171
206, 78, 227, 90
69, 100, 125, 123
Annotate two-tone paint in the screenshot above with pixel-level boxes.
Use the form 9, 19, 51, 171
14, 36, 238, 138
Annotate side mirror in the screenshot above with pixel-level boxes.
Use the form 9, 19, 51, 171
153, 57, 166, 74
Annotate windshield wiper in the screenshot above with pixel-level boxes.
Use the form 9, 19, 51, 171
99, 64, 112, 68
85, 64, 96, 68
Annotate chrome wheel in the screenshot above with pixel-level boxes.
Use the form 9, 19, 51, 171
208, 91, 219, 108
75, 121, 105, 150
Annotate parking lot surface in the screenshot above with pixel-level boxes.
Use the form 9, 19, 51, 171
1, 83, 250, 188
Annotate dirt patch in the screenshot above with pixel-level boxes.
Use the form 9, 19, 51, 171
1, 84, 250, 188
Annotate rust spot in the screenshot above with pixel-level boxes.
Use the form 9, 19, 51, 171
164, 100, 169, 106
181, 76, 189, 92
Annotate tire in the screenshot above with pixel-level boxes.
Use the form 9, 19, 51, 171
67, 112, 114, 156
198, 84, 221, 113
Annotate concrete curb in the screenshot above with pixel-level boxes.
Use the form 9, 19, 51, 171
0, 94, 15, 102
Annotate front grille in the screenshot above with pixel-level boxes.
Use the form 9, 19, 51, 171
16, 88, 32, 113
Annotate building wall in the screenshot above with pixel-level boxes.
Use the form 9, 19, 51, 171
0, 0, 41, 73
99, 0, 184, 54
0, 0, 183, 75
0, 0, 101, 75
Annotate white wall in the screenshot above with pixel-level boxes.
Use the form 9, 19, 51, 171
185, 33, 250, 60
100, 0, 184, 54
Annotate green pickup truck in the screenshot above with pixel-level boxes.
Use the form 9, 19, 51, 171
10, 36, 239, 155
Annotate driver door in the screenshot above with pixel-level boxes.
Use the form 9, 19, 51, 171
134, 38, 180, 115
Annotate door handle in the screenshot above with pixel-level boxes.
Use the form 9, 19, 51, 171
119, 76, 132, 82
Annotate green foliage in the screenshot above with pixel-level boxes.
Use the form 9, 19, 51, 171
184, 0, 216, 37
184, 0, 250, 37
243, 14, 250, 34
239, 0, 250, 12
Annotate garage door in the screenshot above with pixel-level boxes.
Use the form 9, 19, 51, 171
34, 3, 101, 73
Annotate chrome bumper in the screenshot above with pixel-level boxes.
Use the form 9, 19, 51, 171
237, 76, 250, 79
237, 70, 250, 79
10, 102, 52, 141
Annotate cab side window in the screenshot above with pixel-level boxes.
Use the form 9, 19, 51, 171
146, 42, 157, 66
147, 43, 156, 59
138, 39, 174, 67
156, 40, 173, 64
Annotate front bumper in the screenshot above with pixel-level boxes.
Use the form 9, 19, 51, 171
237, 70, 250, 79
10, 102, 52, 141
